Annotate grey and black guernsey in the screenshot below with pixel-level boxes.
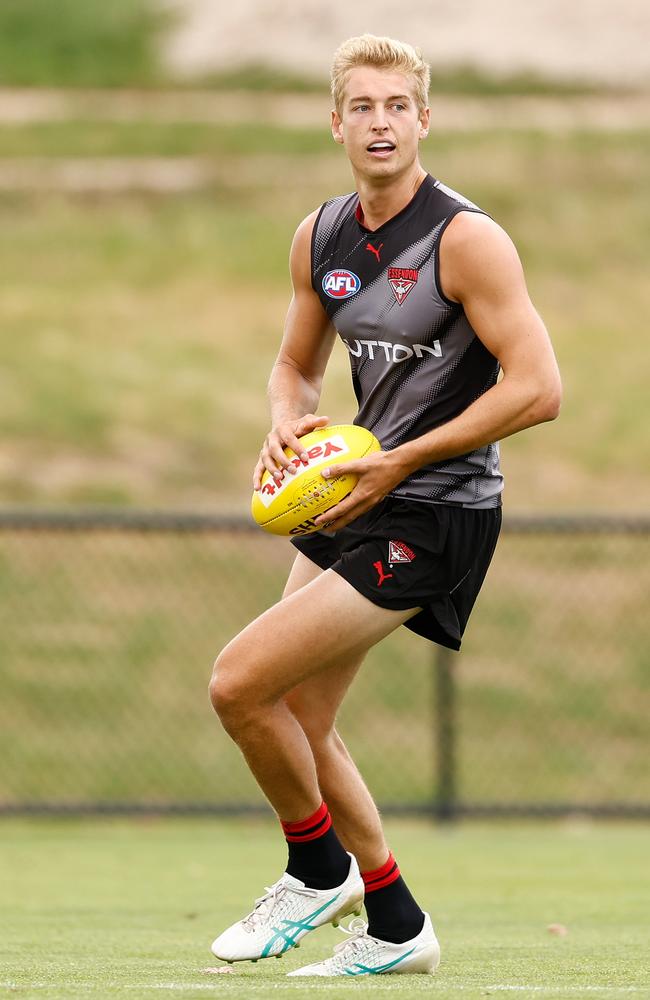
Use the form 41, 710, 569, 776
312, 173, 503, 508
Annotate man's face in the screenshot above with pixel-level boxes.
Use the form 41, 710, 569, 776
331, 66, 429, 181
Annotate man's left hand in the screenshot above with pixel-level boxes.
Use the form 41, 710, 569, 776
315, 450, 409, 532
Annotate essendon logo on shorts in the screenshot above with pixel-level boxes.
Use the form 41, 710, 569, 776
388, 267, 419, 306
258, 435, 350, 509
388, 540, 415, 564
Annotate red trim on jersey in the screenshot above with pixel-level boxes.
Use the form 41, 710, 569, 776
362, 851, 401, 892
281, 801, 332, 842
355, 201, 365, 225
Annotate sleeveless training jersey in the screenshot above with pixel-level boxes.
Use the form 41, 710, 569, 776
311, 173, 503, 509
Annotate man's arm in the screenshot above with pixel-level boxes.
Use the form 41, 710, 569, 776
253, 211, 337, 491
393, 211, 562, 469
316, 211, 562, 529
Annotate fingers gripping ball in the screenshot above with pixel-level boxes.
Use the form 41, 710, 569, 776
251, 424, 381, 536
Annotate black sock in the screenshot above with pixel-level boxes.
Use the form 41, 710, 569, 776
281, 801, 350, 890
362, 852, 425, 944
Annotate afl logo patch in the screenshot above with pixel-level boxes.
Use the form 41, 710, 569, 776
322, 269, 361, 300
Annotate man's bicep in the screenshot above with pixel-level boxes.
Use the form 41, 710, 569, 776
272, 211, 338, 382
276, 287, 337, 384
442, 213, 558, 375
463, 270, 552, 375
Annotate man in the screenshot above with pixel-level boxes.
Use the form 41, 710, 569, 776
209, 34, 561, 977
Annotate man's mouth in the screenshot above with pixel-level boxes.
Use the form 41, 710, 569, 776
367, 141, 396, 156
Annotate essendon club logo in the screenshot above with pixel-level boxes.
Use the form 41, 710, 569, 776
388, 540, 415, 564
322, 269, 361, 300
388, 267, 418, 306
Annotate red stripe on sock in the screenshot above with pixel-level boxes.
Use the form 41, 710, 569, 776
364, 867, 400, 891
362, 852, 401, 892
284, 812, 332, 842
280, 801, 330, 840
362, 851, 396, 883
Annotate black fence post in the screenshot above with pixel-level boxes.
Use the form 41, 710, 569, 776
435, 645, 457, 821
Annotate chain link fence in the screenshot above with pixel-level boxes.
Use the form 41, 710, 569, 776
0, 511, 648, 818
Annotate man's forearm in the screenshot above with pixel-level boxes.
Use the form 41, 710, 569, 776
392, 375, 560, 477
268, 360, 322, 426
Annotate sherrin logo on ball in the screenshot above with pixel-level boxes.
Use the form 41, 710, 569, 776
322, 269, 361, 300
251, 424, 381, 537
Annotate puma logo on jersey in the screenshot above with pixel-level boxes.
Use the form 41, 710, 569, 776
366, 242, 384, 263
342, 338, 442, 363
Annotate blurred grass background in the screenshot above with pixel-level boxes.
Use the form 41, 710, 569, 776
0, 0, 647, 512
1, 126, 648, 510
0, 0, 622, 94
0, 0, 165, 88
0, 0, 648, 813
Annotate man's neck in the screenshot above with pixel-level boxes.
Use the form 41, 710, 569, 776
355, 165, 427, 232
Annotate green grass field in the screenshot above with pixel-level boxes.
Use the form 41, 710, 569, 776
1, 818, 648, 999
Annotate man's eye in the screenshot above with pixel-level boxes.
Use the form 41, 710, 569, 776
354, 104, 369, 112
392, 103, 406, 112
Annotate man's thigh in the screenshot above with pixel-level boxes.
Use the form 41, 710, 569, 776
219, 564, 420, 704
282, 551, 325, 599
281, 552, 365, 733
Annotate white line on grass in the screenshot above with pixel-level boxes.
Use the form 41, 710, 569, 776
3, 982, 645, 995
123, 985, 649, 994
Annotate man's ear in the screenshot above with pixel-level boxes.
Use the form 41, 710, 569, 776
331, 109, 345, 145
419, 106, 430, 140
420, 108, 431, 139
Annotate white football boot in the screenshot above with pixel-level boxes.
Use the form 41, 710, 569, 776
211, 854, 364, 963
287, 912, 440, 977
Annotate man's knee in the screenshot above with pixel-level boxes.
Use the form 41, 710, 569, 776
209, 647, 256, 735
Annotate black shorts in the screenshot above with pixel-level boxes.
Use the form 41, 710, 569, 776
291, 496, 501, 650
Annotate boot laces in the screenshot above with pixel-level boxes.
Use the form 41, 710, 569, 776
241, 875, 318, 932
332, 916, 370, 956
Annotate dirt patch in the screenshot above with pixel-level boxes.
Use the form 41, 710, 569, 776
162, 0, 650, 87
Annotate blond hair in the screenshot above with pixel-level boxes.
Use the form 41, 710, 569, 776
331, 34, 430, 114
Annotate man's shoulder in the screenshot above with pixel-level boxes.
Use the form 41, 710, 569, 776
441, 210, 510, 258
314, 191, 358, 223
439, 210, 523, 306
306, 194, 360, 272
430, 178, 483, 214
295, 193, 356, 240
322, 190, 357, 206
291, 195, 355, 279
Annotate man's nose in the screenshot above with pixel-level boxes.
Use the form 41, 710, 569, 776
370, 106, 388, 130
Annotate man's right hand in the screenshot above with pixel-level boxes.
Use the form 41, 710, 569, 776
253, 414, 330, 491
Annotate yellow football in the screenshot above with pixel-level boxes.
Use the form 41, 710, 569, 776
251, 424, 381, 536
